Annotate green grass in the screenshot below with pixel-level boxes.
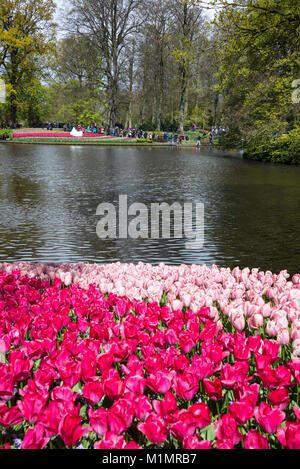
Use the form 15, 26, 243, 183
10, 137, 204, 146
11, 137, 157, 145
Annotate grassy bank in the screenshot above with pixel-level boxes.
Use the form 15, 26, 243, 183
7, 136, 210, 147
9, 137, 159, 145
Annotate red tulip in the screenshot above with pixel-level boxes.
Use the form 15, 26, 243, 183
51, 385, 77, 414
11, 357, 33, 383
254, 402, 285, 434
121, 354, 144, 375
58, 414, 90, 448
124, 373, 146, 395
59, 360, 81, 387
38, 401, 61, 437
134, 395, 152, 420
179, 331, 198, 354
97, 352, 114, 373
123, 441, 142, 449
174, 372, 199, 400
233, 342, 250, 361
173, 354, 190, 374
17, 388, 48, 424
137, 414, 168, 444
215, 414, 243, 446
246, 335, 262, 354
244, 430, 269, 449
0, 402, 23, 427
94, 432, 125, 449
199, 320, 219, 343
0, 365, 14, 401
183, 434, 212, 449
164, 328, 178, 346
108, 399, 134, 434
261, 340, 280, 363
170, 411, 196, 442
82, 380, 103, 405
189, 402, 211, 429
203, 377, 222, 401
220, 362, 249, 389
21, 423, 50, 449
277, 422, 300, 449
255, 353, 273, 371
233, 382, 259, 407
267, 387, 289, 410
145, 354, 164, 374
191, 356, 214, 380
229, 400, 255, 425
105, 338, 129, 362
102, 368, 125, 400
216, 439, 234, 449
88, 408, 108, 436
147, 371, 173, 394
153, 391, 178, 419
201, 342, 229, 364
0, 335, 11, 354
293, 406, 300, 421
80, 351, 98, 382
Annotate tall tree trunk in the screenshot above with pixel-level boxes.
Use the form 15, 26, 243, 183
179, 64, 187, 133
127, 46, 134, 128
10, 49, 17, 127
178, 1, 188, 133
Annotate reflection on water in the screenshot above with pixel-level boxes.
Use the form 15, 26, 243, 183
0, 143, 300, 274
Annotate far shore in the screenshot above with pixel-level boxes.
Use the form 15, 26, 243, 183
5, 138, 212, 147
4, 127, 214, 147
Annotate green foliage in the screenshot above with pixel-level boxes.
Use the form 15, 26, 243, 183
56, 96, 105, 126
216, 132, 243, 150
244, 128, 300, 164
214, 0, 300, 159
0, 128, 12, 140
136, 138, 153, 144
0, 0, 56, 125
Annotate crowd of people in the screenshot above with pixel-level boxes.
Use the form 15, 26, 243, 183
41, 121, 228, 146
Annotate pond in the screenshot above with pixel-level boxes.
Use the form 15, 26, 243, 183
0, 143, 300, 275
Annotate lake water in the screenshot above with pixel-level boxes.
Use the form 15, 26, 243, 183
0, 143, 300, 275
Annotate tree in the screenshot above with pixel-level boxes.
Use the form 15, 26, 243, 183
67, 0, 141, 128
0, 0, 56, 126
172, 0, 204, 132
214, 0, 300, 137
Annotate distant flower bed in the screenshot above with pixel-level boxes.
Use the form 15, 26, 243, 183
13, 132, 104, 139
0, 262, 299, 449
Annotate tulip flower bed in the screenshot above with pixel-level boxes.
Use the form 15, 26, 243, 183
0, 263, 300, 450
13, 133, 105, 138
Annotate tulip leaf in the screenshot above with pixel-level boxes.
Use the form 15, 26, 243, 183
199, 424, 216, 442
79, 404, 87, 417
72, 382, 82, 393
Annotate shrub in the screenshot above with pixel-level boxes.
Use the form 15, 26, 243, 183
0, 129, 13, 141
244, 127, 300, 164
